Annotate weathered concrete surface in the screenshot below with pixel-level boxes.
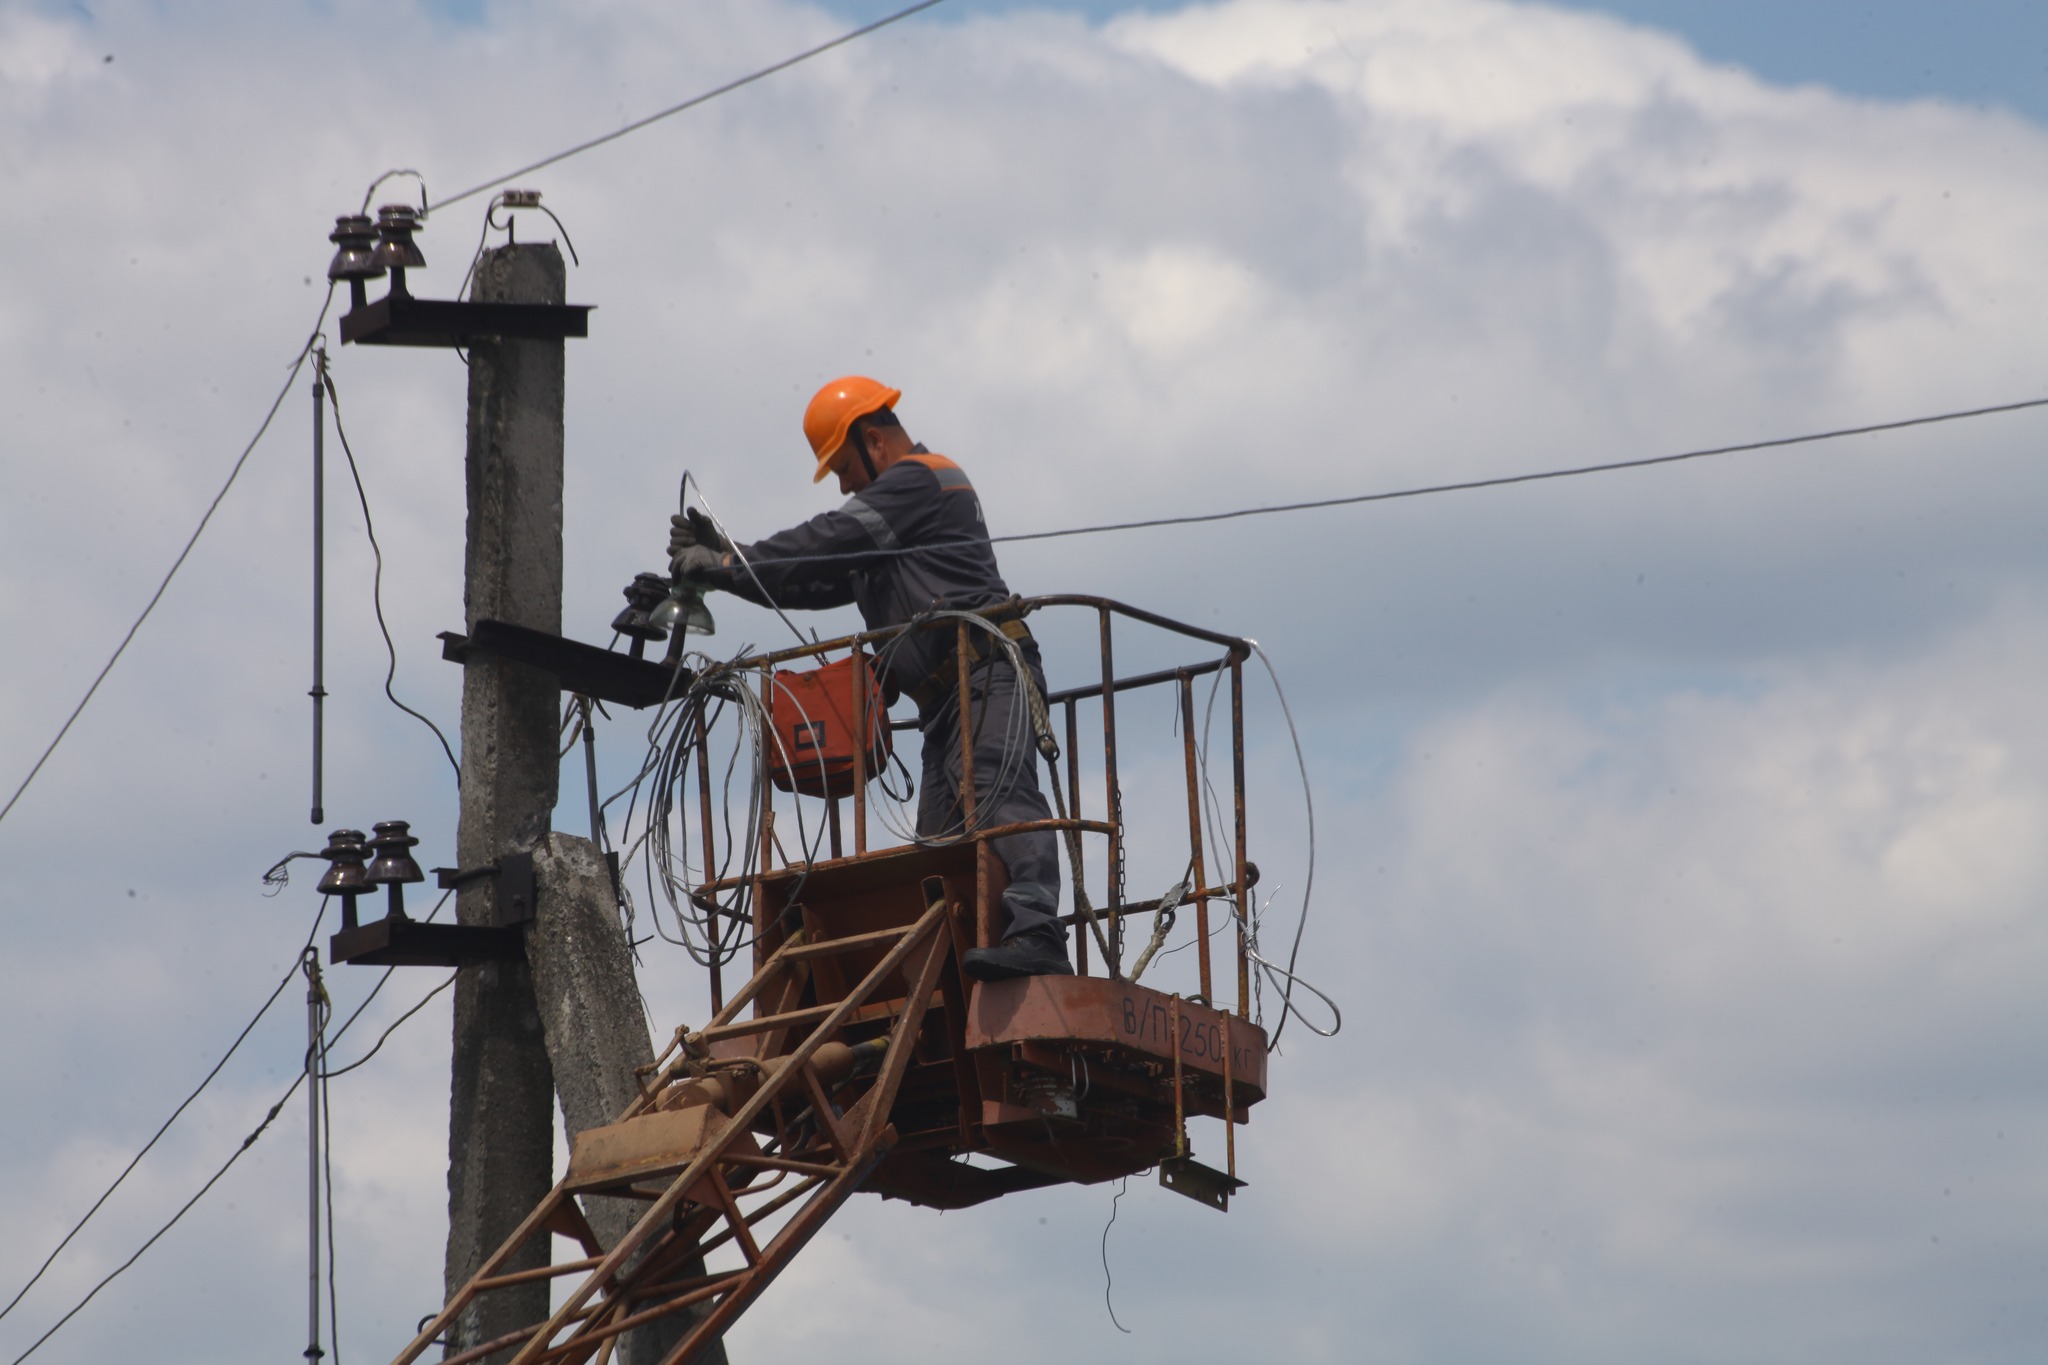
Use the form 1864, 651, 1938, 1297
528, 833, 727, 1365
527, 834, 652, 1134
446, 243, 566, 1363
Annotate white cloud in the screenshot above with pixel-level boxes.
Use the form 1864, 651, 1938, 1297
2, 0, 2047, 1361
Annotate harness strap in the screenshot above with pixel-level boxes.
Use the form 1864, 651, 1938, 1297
905, 618, 1033, 714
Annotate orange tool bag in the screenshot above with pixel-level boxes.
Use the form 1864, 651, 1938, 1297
763, 655, 894, 798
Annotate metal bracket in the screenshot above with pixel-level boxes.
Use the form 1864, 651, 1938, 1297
329, 918, 521, 968
340, 291, 593, 348
432, 850, 536, 927
1159, 1154, 1246, 1212
330, 851, 536, 968
440, 621, 698, 710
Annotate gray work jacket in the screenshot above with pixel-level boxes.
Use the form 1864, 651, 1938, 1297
717, 447, 1018, 704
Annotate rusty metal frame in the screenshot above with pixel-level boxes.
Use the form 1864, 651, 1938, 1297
395, 896, 954, 1365
391, 606, 1280, 1365
684, 595, 1254, 1002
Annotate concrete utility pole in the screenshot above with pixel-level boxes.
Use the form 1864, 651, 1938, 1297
442, 244, 728, 1365
446, 242, 566, 1360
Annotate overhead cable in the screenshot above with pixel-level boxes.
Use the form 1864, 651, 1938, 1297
0, 0, 956, 834
430, 0, 953, 212
703, 394, 2048, 573
4, 890, 449, 1363
996, 395, 2048, 546
319, 360, 462, 779
0, 288, 339, 835
1100, 1175, 1133, 1335
1245, 640, 1334, 1044
7, 1072, 309, 1365
6, 918, 332, 1365
0, 904, 328, 1327
321, 972, 457, 1080
321, 887, 455, 1076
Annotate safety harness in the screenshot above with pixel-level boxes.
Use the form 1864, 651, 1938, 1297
903, 616, 1035, 714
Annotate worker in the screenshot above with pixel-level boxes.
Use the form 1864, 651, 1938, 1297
668, 377, 1071, 980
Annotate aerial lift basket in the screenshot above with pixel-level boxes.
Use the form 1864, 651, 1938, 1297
400, 597, 1274, 1365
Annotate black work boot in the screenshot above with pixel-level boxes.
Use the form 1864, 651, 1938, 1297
963, 927, 1074, 982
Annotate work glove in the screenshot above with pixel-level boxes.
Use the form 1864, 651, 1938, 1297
671, 543, 728, 583
667, 508, 730, 570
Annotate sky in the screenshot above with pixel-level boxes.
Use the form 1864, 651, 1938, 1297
2, 0, 2046, 1362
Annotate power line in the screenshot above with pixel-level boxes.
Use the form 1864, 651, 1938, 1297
5, 916, 334, 1365
0, 289, 339, 835
1, 891, 450, 1362
0, 0, 955, 834
0, 903, 327, 1328
7, 1071, 308, 1365
322, 971, 457, 1079
990, 395, 2048, 546
430, 0, 953, 212
695, 394, 2048, 573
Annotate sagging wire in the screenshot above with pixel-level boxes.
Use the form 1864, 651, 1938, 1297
2, 883, 459, 1363
321, 886, 455, 1074
7, 1079, 310, 1365
1154, 880, 1269, 966
0, 902, 329, 1330
0, 283, 340, 835
1101, 1175, 1133, 1335
609, 664, 745, 964
601, 643, 812, 971
1244, 640, 1336, 1041
1185, 645, 1338, 1040
599, 608, 1058, 976
691, 396, 2048, 578
645, 485, 1057, 949
613, 605, 1115, 976
453, 190, 583, 366
679, 662, 830, 947
358, 169, 427, 218
459, 190, 581, 302
593, 648, 711, 942
318, 355, 462, 781
682, 472, 810, 647
586, 541, 1302, 1017
594, 466, 813, 963
429, 0, 955, 212
6, 907, 342, 1364
322, 972, 457, 1080
586, 465, 887, 972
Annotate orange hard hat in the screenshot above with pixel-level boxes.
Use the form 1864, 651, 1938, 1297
803, 376, 901, 483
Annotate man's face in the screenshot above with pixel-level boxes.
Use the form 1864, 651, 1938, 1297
833, 432, 876, 495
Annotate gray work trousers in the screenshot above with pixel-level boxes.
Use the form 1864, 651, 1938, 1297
916, 650, 1062, 942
